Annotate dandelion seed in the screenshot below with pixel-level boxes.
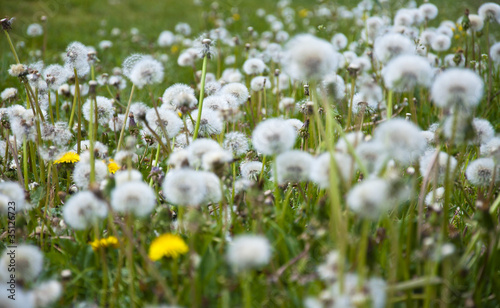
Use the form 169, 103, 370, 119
149, 233, 189, 261
226, 235, 272, 271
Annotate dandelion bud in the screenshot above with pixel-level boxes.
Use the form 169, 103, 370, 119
88, 80, 97, 96
1, 17, 14, 31
304, 84, 310, 96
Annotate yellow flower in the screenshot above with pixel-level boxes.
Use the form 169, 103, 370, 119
232, 13, 240, 21
90, 236, 120, 251
148, 233, 189, 261
54, 151, 80, 164
107, 159, 120, 174
171, 45, 179, 54
299, 9, 308, 18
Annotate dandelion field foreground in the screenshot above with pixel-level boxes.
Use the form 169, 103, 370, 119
1, 0, 500, 307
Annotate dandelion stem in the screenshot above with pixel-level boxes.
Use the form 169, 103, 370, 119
117, 84, 135, 151
193, 54, 208, 140
3, 29, 20, 64
387, 90, 394, 119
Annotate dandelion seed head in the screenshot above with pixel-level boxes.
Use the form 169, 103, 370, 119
158, 30, 175, 47
114, 169, 143, 186
129, 56, 164, 88
111, 181, 156, 217
223, 132, 249, 156
373, 119, 426, 165
243, 58, 267, 75
226, 235, 272, 271
0, 244, 42, 282
1, 87, 17, 101
250, 76, 271, 92
219, 82, 249, 105
468, 14, 484, 32
478, 3, 500, 23
63, 191, 108, 230
252, 118, 297, 155
431, 68, 483, 109
466, 158, 498, 186
276, 150, 313, 184
382, 55, 433, 92
221, 68, 243, 83
64, 42, 90, 77
0, 182, 27, 214
430, 34, 451, 52
82, 96, 114, 126
283, 34, 339, 81
162, 83, 195, 107
425, 187, 445, 210
162, 169, 207, 206
347, 178, 391, 219
72, 159, 108, 189
31, 280, 62, 308
187, 108, 223, 137
419, 3, 438, 20
419, 150, 457, 184
8, 63, 27, 77
145, 108, 183, 138
319, 74, 346, 100
240, 161, 264, 181
373, 33, 415, 63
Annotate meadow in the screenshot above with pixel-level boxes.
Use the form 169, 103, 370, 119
1, 0, 500, 307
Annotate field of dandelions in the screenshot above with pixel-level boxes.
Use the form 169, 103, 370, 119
1, 0, 500, 307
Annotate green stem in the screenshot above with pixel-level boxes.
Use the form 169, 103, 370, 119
193, 55, 208, 140
387, 90, 393, 119
117, 84, 135, 151
3, 29, 20, 64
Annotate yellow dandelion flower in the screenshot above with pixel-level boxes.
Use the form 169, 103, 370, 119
171, 45, 179, 54
299, 9, 308, 18
90, 236, 120, 251
232, 13, 240, 21
148, 233, 188, 261
54, 151, 80, 164
107, 159, 120, 174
